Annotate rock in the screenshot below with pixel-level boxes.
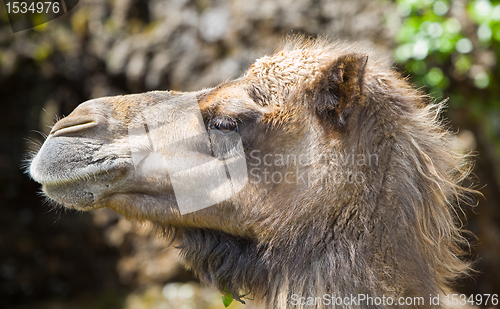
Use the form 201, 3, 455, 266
199, 7, 231, 43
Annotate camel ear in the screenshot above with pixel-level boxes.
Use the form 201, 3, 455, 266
312, 53, 368, 129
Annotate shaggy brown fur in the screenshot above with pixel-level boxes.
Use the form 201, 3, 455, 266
30, 37, 474, 309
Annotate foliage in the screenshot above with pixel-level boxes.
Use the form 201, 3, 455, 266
392, 0, 496, 94
389, 0, 500, 183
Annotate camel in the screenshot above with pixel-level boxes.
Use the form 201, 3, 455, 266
29, 37, 474, 308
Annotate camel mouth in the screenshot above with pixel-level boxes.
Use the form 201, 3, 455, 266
29, 130, 134, 209
42, 182, 98, 209
35, 166, 126, 186
38, 166, 131, 210
29, 137, 131, 186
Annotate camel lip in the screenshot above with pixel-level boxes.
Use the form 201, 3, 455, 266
31, 163, 129, 187
48, 197, 102, 211
35, 170, 106, 186
39, 167, 131, 209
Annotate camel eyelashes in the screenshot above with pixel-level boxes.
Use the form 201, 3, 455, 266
210, 119, 238, 134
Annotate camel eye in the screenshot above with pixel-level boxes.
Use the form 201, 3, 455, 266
211, 119, 238, 134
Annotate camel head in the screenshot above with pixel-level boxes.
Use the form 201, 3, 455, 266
29, 38, 472, 308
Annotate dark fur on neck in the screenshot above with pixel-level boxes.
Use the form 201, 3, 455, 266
179, 229, 269, 304
174, 38, 475, 309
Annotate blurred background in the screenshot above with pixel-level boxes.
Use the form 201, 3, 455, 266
1, 0, 499, 308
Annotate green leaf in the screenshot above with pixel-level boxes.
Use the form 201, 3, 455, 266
222, 286, 234, 307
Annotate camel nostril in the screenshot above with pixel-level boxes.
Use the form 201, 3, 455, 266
50, 117, 99, 136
